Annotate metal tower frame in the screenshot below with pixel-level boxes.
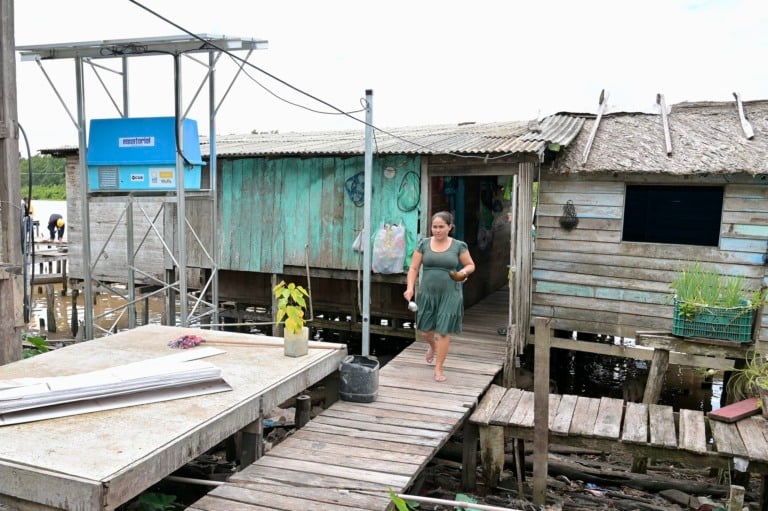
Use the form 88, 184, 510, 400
17, 34, 268, 339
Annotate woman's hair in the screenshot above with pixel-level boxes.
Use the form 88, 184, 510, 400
432, 211, 454, 226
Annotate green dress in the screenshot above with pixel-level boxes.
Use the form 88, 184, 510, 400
415, 237, 467, 334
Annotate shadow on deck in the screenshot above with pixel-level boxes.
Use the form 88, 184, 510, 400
189, 287, 510, 510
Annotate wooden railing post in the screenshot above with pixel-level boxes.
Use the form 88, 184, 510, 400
533, 316, 551, 505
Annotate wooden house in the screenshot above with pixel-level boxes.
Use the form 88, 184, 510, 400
534, 99, 768, 351
48, 117, 583, 340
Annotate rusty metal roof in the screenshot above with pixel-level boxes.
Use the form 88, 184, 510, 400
202, 114, 584, 158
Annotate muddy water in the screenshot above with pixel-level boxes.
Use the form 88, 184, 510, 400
551, 347, 723, 412
26, 282, 165, 340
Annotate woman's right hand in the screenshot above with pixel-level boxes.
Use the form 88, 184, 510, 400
403, 288, 414, 301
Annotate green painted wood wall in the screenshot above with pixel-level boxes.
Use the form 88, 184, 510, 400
219, 154, 421, 274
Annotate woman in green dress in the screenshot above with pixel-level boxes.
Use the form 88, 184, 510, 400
404, 211, 475, 382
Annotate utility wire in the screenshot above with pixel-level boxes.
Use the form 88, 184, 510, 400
128, 0, 529, 161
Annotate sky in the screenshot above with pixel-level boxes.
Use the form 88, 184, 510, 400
12, 0, 768, 154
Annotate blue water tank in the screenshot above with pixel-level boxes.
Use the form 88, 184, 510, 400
86, 117, 204, 192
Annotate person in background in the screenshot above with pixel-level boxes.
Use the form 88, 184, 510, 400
47, 213, 65, 242
403, 211, 476, 382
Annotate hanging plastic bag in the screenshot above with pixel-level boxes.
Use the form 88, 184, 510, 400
352, 230, 364, 253
372, 223, 406, 274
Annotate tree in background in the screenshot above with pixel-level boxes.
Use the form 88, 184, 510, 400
19, 155, 66, 200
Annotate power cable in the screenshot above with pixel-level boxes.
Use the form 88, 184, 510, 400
127, 0, 529, 162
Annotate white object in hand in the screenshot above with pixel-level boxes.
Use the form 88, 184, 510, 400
408, 301, 418, 312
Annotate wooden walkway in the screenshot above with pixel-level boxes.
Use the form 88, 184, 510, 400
469, 385, 768, 508
189, 289, 510, 510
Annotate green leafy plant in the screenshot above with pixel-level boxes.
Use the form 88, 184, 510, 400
138, 492, 176, 511
727, 351, 768, 402
670, 261, 766, 320
22, 334, 49, 359
273, 281, 309, 335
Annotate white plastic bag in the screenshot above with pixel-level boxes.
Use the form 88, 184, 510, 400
372, 223, 406, 274
352, 231, 364, 253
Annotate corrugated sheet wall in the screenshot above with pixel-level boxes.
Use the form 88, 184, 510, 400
219, 154, 421, 274
533, 174, 768, 342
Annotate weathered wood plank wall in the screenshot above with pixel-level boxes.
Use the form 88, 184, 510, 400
533, 173, 768, 344
217, 155, 421, 274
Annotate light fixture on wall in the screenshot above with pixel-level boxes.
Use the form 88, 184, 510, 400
559, 200, 579, 230
383, 167, 396, 179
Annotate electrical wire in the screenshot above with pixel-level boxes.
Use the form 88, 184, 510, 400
127, 0, 528, 162
18, 123, 35, 324
236, 56, 366, 116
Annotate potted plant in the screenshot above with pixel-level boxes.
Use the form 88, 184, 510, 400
670, 261, 765, 343
273, 280, 310, 357
724, 351, 768, 417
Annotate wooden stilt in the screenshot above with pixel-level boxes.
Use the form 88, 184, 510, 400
294, 394, 311, 428
45, 284, 56, 333
70, 288, 79, 339
632, 348, 670, 473
461, 422, 478, 491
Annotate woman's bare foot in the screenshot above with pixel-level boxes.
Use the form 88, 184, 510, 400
434, 373, 447, 382
425, 346, 435, 364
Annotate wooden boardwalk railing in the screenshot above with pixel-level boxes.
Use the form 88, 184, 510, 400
189, 291, 510, 510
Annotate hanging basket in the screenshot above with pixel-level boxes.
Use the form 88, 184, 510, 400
558, 200, 579, 230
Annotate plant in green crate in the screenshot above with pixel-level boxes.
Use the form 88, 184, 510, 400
273, 281, 309, 334
669, 262, 766, 342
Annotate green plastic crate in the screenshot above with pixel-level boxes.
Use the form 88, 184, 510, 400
672, 297, 754, 343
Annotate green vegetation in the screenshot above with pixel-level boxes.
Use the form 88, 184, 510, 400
670, 261, 766, 320
22, 334, 49, 359
19, 155, 67, 200
273, 281, 309, 334
726, 350, 768, 402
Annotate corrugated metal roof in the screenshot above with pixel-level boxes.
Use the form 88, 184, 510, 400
202, 115, 584, 158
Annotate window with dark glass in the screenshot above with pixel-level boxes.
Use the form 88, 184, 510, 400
622, 185, 723, 246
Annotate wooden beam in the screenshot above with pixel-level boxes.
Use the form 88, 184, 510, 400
581, 89, 608, 165
657, 93, 672, 155
733, 92, 754, 139
532, 317, 551, 505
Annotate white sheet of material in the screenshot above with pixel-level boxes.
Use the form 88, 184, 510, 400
0, 347, 231, 425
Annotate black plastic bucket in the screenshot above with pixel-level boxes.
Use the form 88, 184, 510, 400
339, 355, 379, 403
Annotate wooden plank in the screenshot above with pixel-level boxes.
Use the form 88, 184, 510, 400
310, 416, 446, 440
336, 398, 465, 420
375, 387, 475, 412
202, 485, 388, 511
678, 409, 707, 453
551, 394, 578, 434
302, 421, 441, 448
231, 484, 390, 511
192, 494, 277, 510
593, 397, 623, 439
710, 420, 749, 458
247, 455, 411, 488
735, 417, 768, 461
708, 398, 761, 423
548, 394, 562, 429
331, 401, 460, 425
230, 464, 388, 492
289, 429, 432, 458
505, 390, 533, 427
621, 402, 648, 444
648, 404, 676, 448
318, 407, 454, 433
489, 387, 524, 425
569, 396, 600, 436
469, 384, 506, 425
267, 444, 420, 475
